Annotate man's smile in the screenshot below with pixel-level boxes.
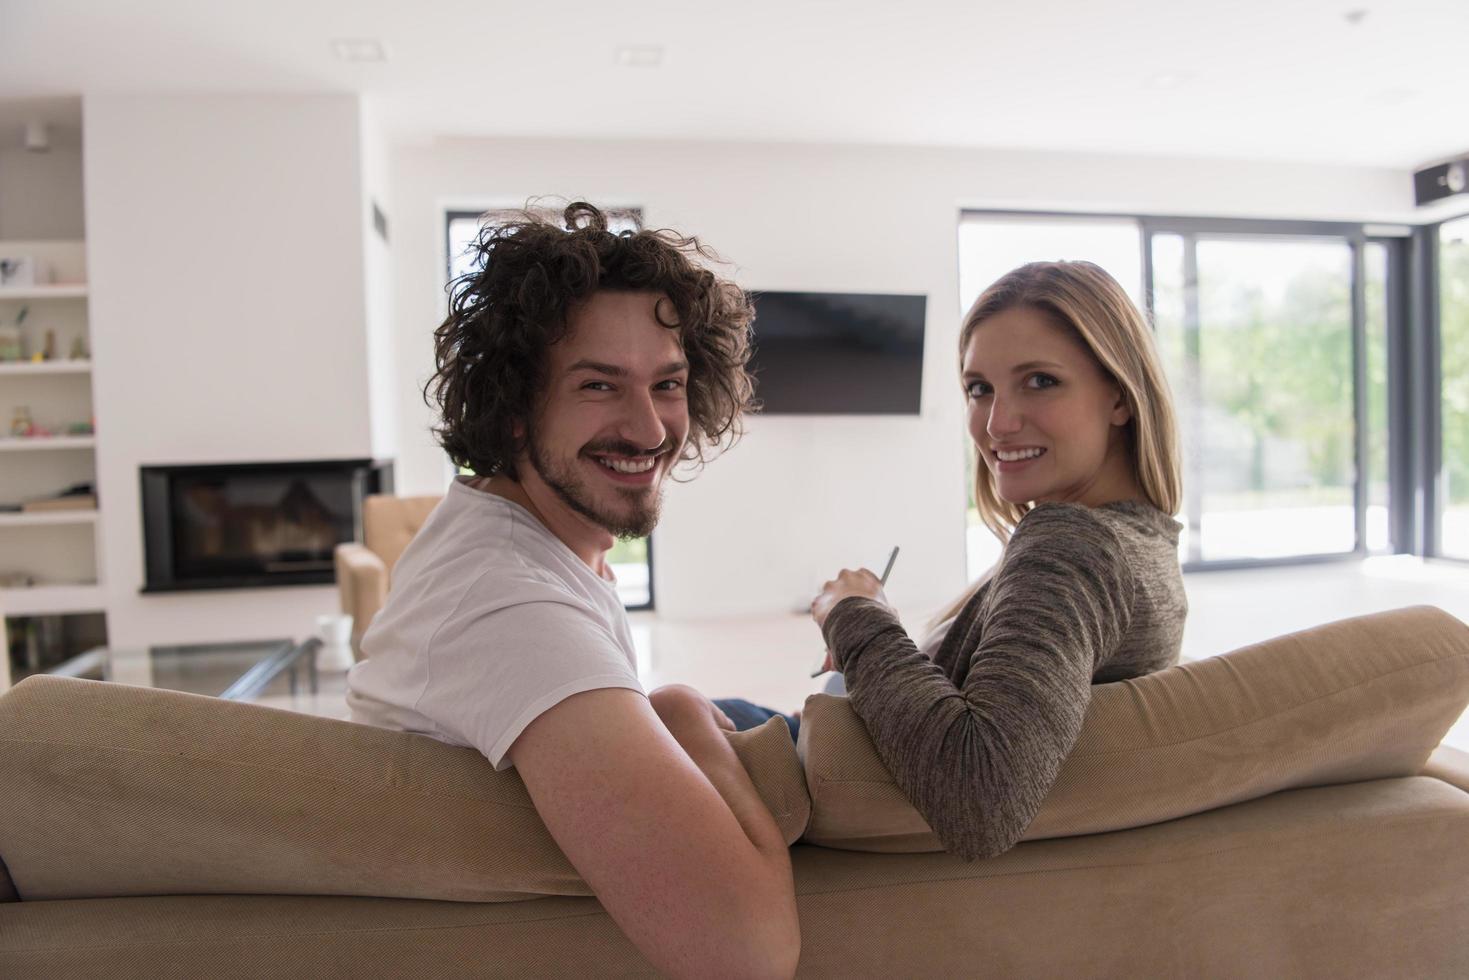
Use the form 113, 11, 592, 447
587, 451, 663, 486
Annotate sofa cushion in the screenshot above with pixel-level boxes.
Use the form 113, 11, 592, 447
0, 678, 809, 902
799, 605, 1469, 851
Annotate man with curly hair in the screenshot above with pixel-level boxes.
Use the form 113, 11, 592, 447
347, 203, 799, 978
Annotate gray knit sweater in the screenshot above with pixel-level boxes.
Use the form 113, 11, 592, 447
821, 500, 1187, 861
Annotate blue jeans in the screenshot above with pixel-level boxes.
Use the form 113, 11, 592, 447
714, 698, 799, 742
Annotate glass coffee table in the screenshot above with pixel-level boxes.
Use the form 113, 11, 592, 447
47, 637, 322, 702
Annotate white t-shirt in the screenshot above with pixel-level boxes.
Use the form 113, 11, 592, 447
346, 477, 644, 770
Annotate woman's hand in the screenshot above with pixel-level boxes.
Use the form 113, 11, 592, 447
810, 568, 891, 630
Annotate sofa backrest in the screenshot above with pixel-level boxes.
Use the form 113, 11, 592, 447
2, 605, 1465, 903
0, 679, 809, 903
799, 604, 1469, 851
363, 494, 442, 571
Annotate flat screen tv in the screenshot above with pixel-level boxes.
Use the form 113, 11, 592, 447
747, 291, 925, 415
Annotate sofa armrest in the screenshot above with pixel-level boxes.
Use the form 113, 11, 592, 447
1423, 744, 1469, 793
334, 543, 388, 660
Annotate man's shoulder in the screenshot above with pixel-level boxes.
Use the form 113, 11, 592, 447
404, 493, 587, 599
408, 550, 603, 628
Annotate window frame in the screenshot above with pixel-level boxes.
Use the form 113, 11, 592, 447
1420, 212, 1469, 564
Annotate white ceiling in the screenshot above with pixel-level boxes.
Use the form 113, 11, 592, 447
0, 0, 1464, 168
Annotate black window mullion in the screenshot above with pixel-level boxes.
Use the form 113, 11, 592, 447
1409, 227, 1441, 556
1383, 237, 1415, 554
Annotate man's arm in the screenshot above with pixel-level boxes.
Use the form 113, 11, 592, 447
506, 687, 799, 979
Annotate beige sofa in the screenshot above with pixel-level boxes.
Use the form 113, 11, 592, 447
2, 606, 1468, 977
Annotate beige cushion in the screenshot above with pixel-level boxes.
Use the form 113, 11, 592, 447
799, 605, 1469, 851
0, 677, 809, 902
363, 494, 441, 571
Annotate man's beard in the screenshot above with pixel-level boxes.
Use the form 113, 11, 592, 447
527, 434, 671, 539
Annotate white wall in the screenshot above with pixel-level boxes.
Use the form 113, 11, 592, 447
359, 102, 399, 462
0, 147, 85, 240
390, 138, 1410, 619
84, 94, 376, 646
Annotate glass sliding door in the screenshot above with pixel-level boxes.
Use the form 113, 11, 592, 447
1150, 232, 1358, 562
1441, 216, 1469, 559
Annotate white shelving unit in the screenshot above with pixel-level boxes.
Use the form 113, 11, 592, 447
0, 584, 106, 618
0, 360, 91, 376
0, 435, 97, 451
0, 510, 98, 528
1, 238, 104, 691
0, 284, 88, 301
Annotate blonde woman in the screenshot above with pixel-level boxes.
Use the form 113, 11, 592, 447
811, 261, 1187, 861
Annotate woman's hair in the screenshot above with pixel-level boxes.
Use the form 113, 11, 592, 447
425, 201, 756, 478
935, 260, 1181, 625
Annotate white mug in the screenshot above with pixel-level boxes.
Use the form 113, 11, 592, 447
315, 613, 355, 670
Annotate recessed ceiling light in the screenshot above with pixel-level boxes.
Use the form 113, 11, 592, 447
331, 38, 387, 63
615, 44, 664, 68
1143, 70, 1194, 91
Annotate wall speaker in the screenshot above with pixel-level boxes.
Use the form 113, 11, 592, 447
1415, 156, 1468, 206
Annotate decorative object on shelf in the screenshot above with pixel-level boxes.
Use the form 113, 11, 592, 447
3, 406, 68, 440
10, 405, 33, 438
41, 329, 55, 361
69, 336, 88, 360
0, 571, 38, 589
0, 306, 27, 361
0, 256, 37, 288
22, 482, 97, 513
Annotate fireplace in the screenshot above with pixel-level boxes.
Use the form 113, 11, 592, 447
140, 459, 393, 592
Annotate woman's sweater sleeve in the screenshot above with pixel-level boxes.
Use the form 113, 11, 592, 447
821, 504, 1136, 860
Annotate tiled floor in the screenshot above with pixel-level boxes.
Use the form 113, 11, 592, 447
261, 556, 1469, 752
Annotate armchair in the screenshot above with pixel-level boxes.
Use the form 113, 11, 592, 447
334, 494, 441, 659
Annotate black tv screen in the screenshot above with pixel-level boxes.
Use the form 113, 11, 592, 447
747, 291, 926, 415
